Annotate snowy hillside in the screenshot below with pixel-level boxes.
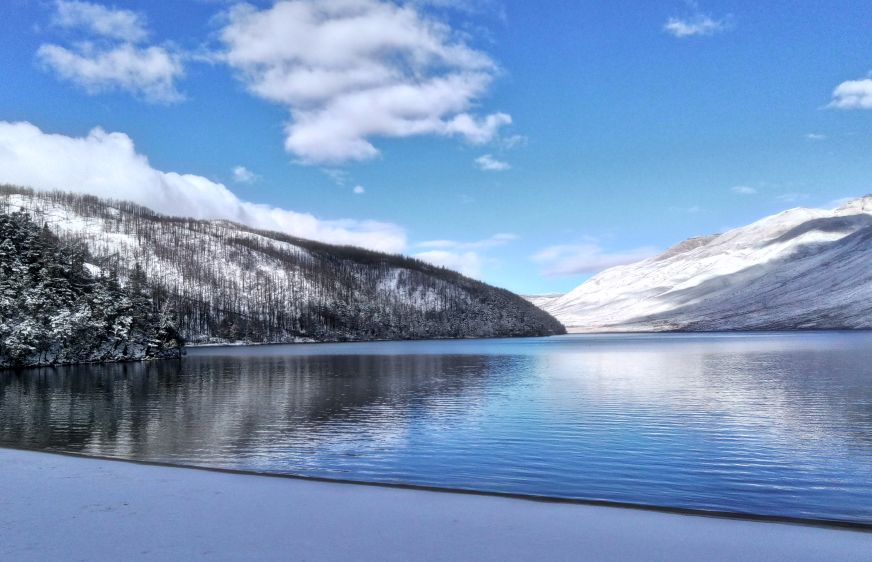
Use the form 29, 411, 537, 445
539, 196, 872, 332
1, 186, 564, 343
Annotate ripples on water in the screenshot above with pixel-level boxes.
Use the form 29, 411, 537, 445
1, 332, 871, 523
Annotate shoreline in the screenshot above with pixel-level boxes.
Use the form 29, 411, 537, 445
5, 330, 870, 369
563, 326, 872, 334
184, 331, 566, 349
188, 328, 872, 347
3, 448, 870, 561
0, 334, 562, 370
3, 445, 870, 533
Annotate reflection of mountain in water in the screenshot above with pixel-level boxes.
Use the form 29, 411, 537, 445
3, 335, 872, 522
0, 353, 528, 469
536, 335, 872, 452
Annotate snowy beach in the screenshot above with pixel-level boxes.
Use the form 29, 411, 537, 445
2, 448, 870, 561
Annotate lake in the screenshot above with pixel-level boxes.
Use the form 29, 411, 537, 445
1, 332, 871, 524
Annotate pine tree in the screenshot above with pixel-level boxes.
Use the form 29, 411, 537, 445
0, 210, 185, 367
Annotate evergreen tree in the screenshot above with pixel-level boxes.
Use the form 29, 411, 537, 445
0, 209, 185, 367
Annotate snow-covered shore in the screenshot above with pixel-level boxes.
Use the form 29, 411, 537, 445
2, 448, 869, 561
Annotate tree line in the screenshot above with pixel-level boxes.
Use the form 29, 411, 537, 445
1, 185, 565, 345
0, 207, 183, 367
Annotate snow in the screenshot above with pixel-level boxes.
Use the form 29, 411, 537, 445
3, 187, 563, 344
1, 448, 869, 562
542, 196, 872, 331
522, 294, 564, 309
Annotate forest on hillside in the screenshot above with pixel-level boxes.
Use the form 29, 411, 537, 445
0, 185, 565, 345
0, 208, 183, 367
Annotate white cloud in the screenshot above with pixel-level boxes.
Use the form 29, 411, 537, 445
417, 232, 517, 250
322, 168, 350, 186
828, 78, 872, 109
410, 0, 497, 14
0, 121, 406, 253
415, 250, 483, 278
664, 14, 728, 38
731, 185, 757, 195
532, 243, 658, 277
51, 1, 149, 42
499, 134, 527, 150
38, 1, 184, 103
219, 0, 511, 163
474, 154, 510, 171
232, 165, 258, 183
414, 233, 517, 278
353, 185, 365, 194
37, 43, 184, 103
804, 133, 827, 141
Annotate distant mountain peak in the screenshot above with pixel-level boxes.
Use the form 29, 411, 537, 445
834, 194, 872, 214
535, 199, 872, 332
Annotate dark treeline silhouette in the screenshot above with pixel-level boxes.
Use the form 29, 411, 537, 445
0, 207, 183, 366
1, 185, 565, 344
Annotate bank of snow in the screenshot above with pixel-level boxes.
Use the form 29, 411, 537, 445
2, 449, 869, 561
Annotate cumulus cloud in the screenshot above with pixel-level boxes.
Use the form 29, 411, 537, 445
415, 250, 483, 277
532, 243, 657, 277
37, 43, 184, 103
38, 1, 184, 103
804, 133, 827, 141
474, 154, 510, 171
664, 14, 728, 38
0, 121, 406, 253
828, 78, 872, 109
353, 185, 365, 194
219, 0, 511, 163
731, 185, 757, 195
232, 165, 258, 183
51, 0, 149, 42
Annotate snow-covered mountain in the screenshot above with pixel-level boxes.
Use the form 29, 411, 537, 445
538, 196, 872, 332
1, 185, 564, 343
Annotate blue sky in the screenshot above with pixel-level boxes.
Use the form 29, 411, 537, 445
1, 0, 872, 294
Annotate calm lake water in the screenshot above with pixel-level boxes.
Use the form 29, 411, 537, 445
2, 332, 871, 523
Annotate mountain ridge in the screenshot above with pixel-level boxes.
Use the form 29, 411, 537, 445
1, 185, 565, 344
537, 196, 872, 332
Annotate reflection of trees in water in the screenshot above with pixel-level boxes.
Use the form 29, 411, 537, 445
4, 338, 870, 476
0, 361, 179, 453
0, 353, 530, 463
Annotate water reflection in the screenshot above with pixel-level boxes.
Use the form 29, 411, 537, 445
1, 333, 871, 523
0, 354, 520, 467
